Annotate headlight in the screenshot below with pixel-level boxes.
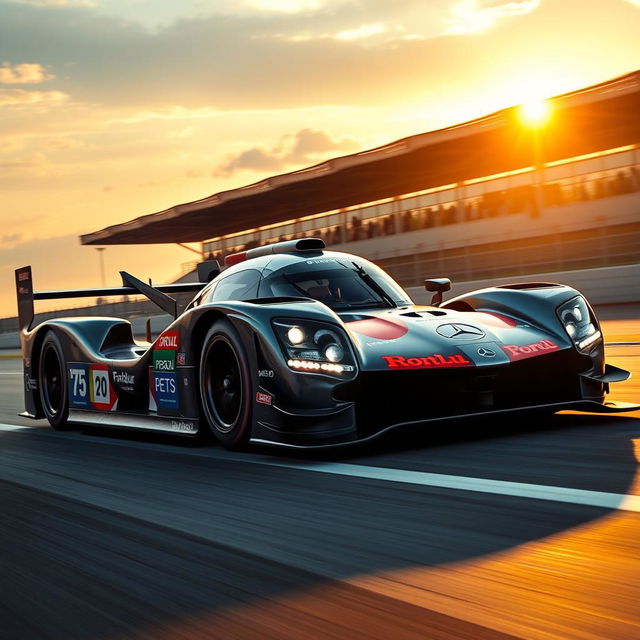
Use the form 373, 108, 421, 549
272, 319, 356, 375
557, 296, 602, 353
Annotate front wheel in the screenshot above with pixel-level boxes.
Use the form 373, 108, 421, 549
38, 331, 70, 430
199, 321, 252, 449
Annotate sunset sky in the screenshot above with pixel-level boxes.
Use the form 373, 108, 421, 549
1, 0, 639, 318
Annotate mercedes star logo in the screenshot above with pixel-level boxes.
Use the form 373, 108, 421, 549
436, 323, 485, 341
477, 347, 496, 358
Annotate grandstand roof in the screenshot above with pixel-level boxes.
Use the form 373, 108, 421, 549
81, 71, 640, 246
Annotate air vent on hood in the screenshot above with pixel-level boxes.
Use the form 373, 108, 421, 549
400, 310, 447, 318
496, 282, 561, 290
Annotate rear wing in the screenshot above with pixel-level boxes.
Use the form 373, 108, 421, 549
14, 261, 220, 331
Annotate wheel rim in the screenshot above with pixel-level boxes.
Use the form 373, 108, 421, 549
204, 337, 243, 433
42, 343, 63, 416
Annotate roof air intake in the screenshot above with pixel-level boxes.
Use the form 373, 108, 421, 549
225, 237, 325, 266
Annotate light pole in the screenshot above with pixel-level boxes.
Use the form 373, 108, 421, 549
95, 247, 106, 288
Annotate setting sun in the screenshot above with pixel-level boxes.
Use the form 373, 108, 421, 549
519, 98, 551, 127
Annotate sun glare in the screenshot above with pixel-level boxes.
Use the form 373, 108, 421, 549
519, 99, 551, 127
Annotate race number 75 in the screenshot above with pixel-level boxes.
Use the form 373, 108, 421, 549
69, 368, 87, 398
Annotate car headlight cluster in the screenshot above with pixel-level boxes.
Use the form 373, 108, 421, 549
273, 319, 356, 374
557, 296, 602, 353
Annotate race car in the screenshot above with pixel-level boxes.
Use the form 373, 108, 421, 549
15, 238, 637, 448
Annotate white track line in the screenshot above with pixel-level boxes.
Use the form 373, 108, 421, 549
0, 372, 21, 375
1, 422, 639, 513
264, 460, 640, 513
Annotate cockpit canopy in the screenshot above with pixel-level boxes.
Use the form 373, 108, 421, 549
189, 251, 413, 312
260, 256, 412, 310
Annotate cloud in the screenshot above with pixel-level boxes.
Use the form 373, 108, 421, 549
219, 128, 358, 175
0, 232, 23, 246
0, 152, 51, 174
0, 88, 70, 107
446, 0, 540, 34
334, 22, 389, 40
221, 147, 284, 174
0, 0, 452, 109
41, 136, 88, 151
0, 62, 54, 84
623, 0, 640, 6
242, 0, 324, 12
12, 0, 97, 7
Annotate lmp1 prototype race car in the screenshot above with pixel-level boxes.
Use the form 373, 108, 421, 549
15, 238, 638, 448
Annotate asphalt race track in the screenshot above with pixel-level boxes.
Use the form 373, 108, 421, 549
0, 316, 638, 639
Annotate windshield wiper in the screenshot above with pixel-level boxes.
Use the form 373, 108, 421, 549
351, 262, 395, 308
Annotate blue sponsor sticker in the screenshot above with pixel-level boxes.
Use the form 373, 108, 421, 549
68, 363, 89, 408
154, 372, 179, 409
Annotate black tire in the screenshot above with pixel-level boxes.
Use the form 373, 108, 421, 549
38, 331, 70, 430
199, 320, 252, 449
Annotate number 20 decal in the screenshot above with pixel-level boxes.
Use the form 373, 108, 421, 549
91, 369, 110, 404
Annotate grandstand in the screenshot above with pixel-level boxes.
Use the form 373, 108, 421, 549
2, 71, 638, 339
81, 71, 640, 295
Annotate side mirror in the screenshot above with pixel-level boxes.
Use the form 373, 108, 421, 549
424, 278, 451, 307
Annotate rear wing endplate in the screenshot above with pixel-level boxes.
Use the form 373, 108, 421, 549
14, 262, 220, 331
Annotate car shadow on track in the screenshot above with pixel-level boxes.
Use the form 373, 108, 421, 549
5, 412, 640, 640
251, 411, 638, 459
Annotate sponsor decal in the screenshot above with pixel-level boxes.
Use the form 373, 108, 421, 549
113, 370, 135, 391
177, 352, 186, 366
477, 347, 496, 358
69, 363, 117, 410
89, 364, 116, 410
24, 375, 37, 391
24, 357, 31, 369
156, 331, 179, 350
382, 354, 472, 369
154, 350, 176, 372
258, 369, 274, 378
18, 286, 30, 296
502, 339, 559, 361
17, 270, 30, 282
436, 324, 485, 340
305, 258, 337, 265
154, 372, 178, 409
170, 420, 196, 433
69, 364, 89, 408
256, 391, 273, 406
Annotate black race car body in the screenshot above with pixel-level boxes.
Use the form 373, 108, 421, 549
15, 239, 637, 448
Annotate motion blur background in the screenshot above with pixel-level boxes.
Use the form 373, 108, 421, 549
0, 0, 639, 336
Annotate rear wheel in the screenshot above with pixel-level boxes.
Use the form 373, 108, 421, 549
39, 331, 70, 430
199, 321, 252, 449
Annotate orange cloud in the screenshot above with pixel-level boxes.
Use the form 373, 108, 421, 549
447, 0, 540, 35
0, 89, 69, 107
0, 152, 52, 175
218, 128, 359, 175
13, 0, 96, 7
0, 62, 54, 84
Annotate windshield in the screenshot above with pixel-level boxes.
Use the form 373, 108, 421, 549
259, 258, 412, 310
